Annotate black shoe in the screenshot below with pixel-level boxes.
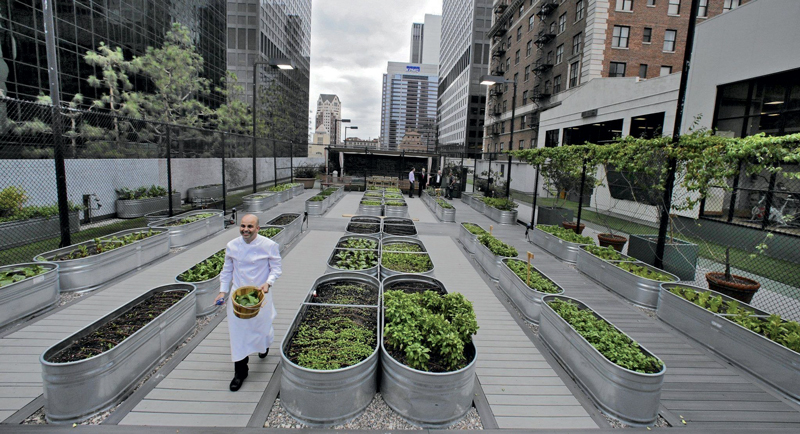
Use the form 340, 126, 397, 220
259, 348, 269, 359
230, 356, 249, 392
229, 375, 246, 391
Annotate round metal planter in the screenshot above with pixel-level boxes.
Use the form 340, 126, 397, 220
269, 188, 291, 203
292, 183, 304, 196
485, 206, 517, 225
35, 228, 170, 293
40, 283, 197, 424
346, 217, 382, 239
302, 272, 381, 306
305, 199, 327, 216
498, 258, 564, 324
357, 203, 384, 216
382, 224, 418, 238
116, 193, 181, 219
243, 192, 278, 212
174, 248, 227, 316
531, 227, 589, 264
473, 239, 512, 281
380, 237, 434, 280
280, 272, 380, 427
540, 295, 665, 426
384, 204, 408, 218
577, 248, 677, 309
470, 198, 486, 214
458, 222, 482, 254
658, 283, 800, 401
265, 213, 303, 247
0, 262, 59, 328
437, 205, 456, 222
335, 234, 381, 250
148, 210, 225, 248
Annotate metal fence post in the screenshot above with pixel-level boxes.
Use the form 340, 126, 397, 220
762, 172, 778, 230
221, 132, 227, 213
273, 138, 278, 187
290, 140, 294, 183
727, 160, 743, 223
530, 164, 540, 227
575, 158, 587, 234
167, 126, 174, 217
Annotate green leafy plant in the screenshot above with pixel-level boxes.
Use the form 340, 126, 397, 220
294, 163, 322, 178
178, 248, 226, 282
538, 225, 595, 245
385, 200, 407, 206
164, 212, 215, 226
381, 252, 433, 273
582, 245, 635, 262
308, 194, 325, 201
0, 186, 27, 218
234, 289, 261, 306
287, 306, 376, 370
50, 230, 158, 261
436, 198, 454, 209
360, 200, 382, 206
258, 227, 283, 238
478, 234, 518, 257
383, 290, 479, 371
338, 238, 378, 250
463, 223, 487, 236
482, 197, 518, 211
615, 262, 675, 282
548, 299, 663, 373
267, 183, 295, 192
505, 259, 560, 293
383, 242, 423, 253
0, 264, 47, 288
332, 249, 379, 271
116, 185, 169, 200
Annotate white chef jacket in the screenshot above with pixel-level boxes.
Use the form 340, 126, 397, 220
219, 234, 282, 361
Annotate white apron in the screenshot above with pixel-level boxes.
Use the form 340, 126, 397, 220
227, 291, 277, 361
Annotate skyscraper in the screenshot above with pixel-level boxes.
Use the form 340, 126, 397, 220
315, 94, 341, 144
410, 15, 442, 67
411, 23, 425, 64
381, 62, 439, 151
437, 0, 494, 157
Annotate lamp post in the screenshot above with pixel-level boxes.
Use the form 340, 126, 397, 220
480, 75, 516, 198
344, 126, 358, 147
337, 118, 351, 145
252, 58, 294, 192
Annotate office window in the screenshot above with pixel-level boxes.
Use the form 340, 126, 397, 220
643, 27, 652, 43
556, 45, 564, 64
526, 40, 533, 56
612, 26, 630, 48
698, 0, 708, 17
639, 64, 648, 78
545, 129, 559, 147
529, 15, 535, 31
506, 58, 510, 71
576, 0, 585, 21
569, 61, 580, 87
549, 21, 556, 34
520, 4, 525, 16
660, 65, 672, 76
544, 80, 551, 93
522, 90, 528, 101
547, 50, 554, 63
524, 65, 531, 81
648, 0, 656, 5
559, 13, 567, 33
618, 0, 634, 11
668, 0, 680, 15
573, 32, 583, 55
515, 49, 520, 64
517, 26, 522, 41
553, 75, 562, 93
609, 62, 626, 77
723, 0, 740, 11
663, 29, 676, 52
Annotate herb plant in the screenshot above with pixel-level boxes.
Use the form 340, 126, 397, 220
583, 245, 635, 261
337, 238, 378, 249
505, 259, 560, 293
178, 248, 226, 282
382, 242, 423, 252
436, 198, 454, 209
463, 223, 487, 236
381, 252, 433, 273
360, 200, 382, 206
548, 299, 663, 373
287, 306, 376, 370
258, 227, 283, 238
538, 225, 595, 245
164, 212, 214, 226
478, 234, 518, 257
234, 289, 262, 306
0, 264, 47, 288
482, 197, 518, 211
331, 249, 379, 271
615, 262, 675, 281
385, 200, 407, 206
116, 185, 169, 200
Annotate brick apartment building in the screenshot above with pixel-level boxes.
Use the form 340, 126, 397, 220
484, 0, 748, 153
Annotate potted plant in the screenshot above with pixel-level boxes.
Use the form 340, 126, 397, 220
704, 247, 760, 303
115, 185, 180, 219
294, 163, 322, 189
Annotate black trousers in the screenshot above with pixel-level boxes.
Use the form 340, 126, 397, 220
409, 182, 414, 197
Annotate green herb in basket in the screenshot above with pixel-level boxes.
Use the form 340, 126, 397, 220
235, 290, 261, 306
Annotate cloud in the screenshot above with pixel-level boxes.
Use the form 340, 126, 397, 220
308, 0, 443, 141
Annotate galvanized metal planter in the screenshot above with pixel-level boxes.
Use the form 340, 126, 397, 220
0, 262, 59, 328
380, 274, 476, 427
484, 206, 517, 225
384, 203, 408, 218
471, 198, 486, 214
537, 206, 573, 226
540, 295, 665, 426
116, 193, 181, 219
259, 226, 287, 253
243, 192, 278, 212
265, 213, 303, 246
380, 237, 434, 279
149, 210, 225, 248
658, 283, 800, 401
357, 203, 384, 216
458, 222, 482, 254
577, 247, 678, 309
498, 258, 563, 323
436, 204, 456, 222
270, 188, 292, 203
280, 273, 380, 427
326, 248, 380, 277
474, 238, 513, 281
291, 183, 304, 196
174, 249, 227, 316
305, 198, 327, 216
460, 192, 472, 206
345, 220, 381, 238
144, 208, 189, 224
628, 234, 698, 281
40, 283, 196, 424
382, 223, 418, 238
0, 211, 80, 250
35, 228, 170, 293
187, 184, 222, 200
531, 227, 588, 264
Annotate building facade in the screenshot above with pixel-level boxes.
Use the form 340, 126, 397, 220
380, 62, 438, 151
315, 94, 341, 144
484, 0, 749, 153
344, 137, 381, 149
411, 23, 425, 63
227, 0, 311, 149
0, 0, 226, 107
437, 0, 494, 157
410, 14, 442, 66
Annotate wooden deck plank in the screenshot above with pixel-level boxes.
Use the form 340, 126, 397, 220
131, 400, 258, 414
493, 416, 599, 429
119, 412, 248, 427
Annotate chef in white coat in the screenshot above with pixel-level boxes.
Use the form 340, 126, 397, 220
215, 213, 281, 391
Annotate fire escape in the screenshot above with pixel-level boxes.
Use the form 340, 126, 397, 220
528, 0, 558, 129
487, 1, 511, 145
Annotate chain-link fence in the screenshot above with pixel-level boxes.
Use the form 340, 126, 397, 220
0, 96, 318, 266
495, 150, 800, 321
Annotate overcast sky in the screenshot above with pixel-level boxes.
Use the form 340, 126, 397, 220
308, 0, 443, 141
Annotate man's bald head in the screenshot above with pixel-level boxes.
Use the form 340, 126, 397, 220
240, 214, 260, 243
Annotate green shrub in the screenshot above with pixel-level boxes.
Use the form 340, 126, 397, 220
505, 259, 560, 293
478, 233, 518, 257
463, 223, 487, 235
482, 197, 518, 211
116, 185, 168, 200
538, 225, 595, 245
0, 186, 27, 218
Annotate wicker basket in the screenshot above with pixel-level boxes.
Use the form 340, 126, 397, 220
231, 286, 265, 319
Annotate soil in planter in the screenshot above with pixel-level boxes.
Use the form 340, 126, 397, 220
384, 218, 413, 225
383, 280, 445, 295
383, 225, 417, 237
285, 306, 377, 370
351, 217, 380, 223
347, 223, 380, 234
47, 291, 188, 363
310, 281, 379, 305
267, 214, 300, 226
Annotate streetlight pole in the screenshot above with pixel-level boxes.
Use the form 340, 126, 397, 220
252, 58, 294, 193
344, 126, 358, 148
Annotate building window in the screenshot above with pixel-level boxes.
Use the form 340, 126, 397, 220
723, 0, 740, 11
515, 49, 520, 64
553, 75, 562, 93
517, 26, 522, 41
618, 0, 634, 12
519, 139, 525, 149
572, 33, 583, 55
609, 62, 626, 77
547, 50, 554, 63
558, 13, 567, 34
576, 0, 585, 21
660, 65, 673, 76
549, 21, 556, 34
556, 45, 564, 64
569, 61, 580, 87
526, 40, 533, 57
503, 100, 507, 111
522, 90, 529, 101
545, 129, 559, 147
648, 0, 656, 5
643, 27, 652, 43
612, 26, 630, 48
667, 0, 680, 15
529, 15, 535, 31
698, 0, 708, 17
506, 58, 510, 71
544, 80, 551, 93
524, 65, 531, 81
663, 29, 677, 52
639, 64, 648, 78
520, 4, 525, 16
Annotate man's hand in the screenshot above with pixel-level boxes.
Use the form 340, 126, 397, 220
214, 292, 226, 305
260, 282, 271, 294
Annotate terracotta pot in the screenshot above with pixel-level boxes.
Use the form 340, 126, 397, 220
561, 221, 585, 234
705, 272, 761, 304
598, 233, 628, 252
